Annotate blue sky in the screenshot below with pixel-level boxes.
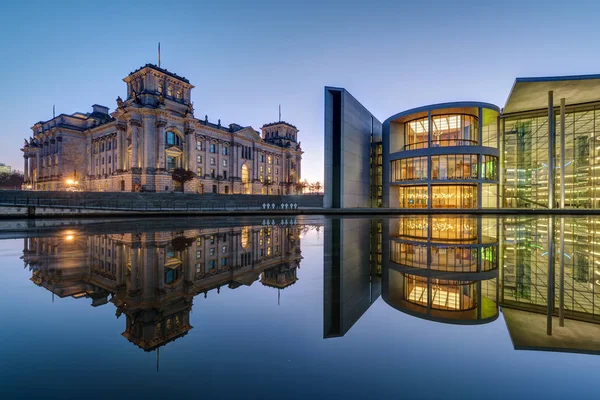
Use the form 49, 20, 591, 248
1, 0, 600, 182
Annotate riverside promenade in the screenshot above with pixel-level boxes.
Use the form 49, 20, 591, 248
0, 191, 323, 218
2, 190, 599, 219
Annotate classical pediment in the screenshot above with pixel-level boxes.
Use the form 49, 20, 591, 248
235, 127, 262, 141
165, 146, 184, 156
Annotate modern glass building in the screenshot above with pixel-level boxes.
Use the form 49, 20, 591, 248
383, 215, 499, 324
325, 74, 600, 210
382, 102, 500, 209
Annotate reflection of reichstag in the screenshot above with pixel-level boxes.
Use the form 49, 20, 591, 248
324, 216, 600, 355
22, 221, 303, 351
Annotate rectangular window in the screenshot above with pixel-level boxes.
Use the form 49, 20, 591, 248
210, 248, 215, 256
108, 156, 111, 163
196, 141, 203, 150
222, 159, 227, 167
197, 167, 203, 176
224, 185, 229, 194
221, 257, 227, 266
107, 141, 111, 150
222, 147, 228, 155
209, 260, 215, 270
260, 166, 264, 172
210, 144, 216, 153
212, 184, 217, 193
197, 155, 202, 163
210, 168, 215, 178
223, 171, 228, 179
260, 154, 265, 162
260, 175, 264, 183
210, 158, 215, 165
268, 156, 272, 164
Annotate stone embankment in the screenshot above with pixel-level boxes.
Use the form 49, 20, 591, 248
0, 190, 323, 218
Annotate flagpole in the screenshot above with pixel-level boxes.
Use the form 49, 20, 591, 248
158, 42, 161, 68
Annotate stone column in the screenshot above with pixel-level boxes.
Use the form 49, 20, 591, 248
185, 127, 195, 170
35, 150, 40, 189
116, 123, 127, 171
130, 247, 139, 294
156, 120, 167, 170
129, 119, 141, 170
156, 246, 165, 293
23, 156, 28, 182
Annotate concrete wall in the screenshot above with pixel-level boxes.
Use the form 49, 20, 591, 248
324, 87, 382, 208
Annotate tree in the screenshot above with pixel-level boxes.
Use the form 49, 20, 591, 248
312, 181, 322, 194
0, 170, 24, 189
295, 179, 308, 194
171, 168, 195, 192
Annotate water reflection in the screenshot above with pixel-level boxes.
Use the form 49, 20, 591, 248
22, 219, 305, 351
15, 215, 600, 357
324, 215, 600, 355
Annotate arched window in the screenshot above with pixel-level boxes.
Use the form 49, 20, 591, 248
241, 164, 250, 194
241, 227, 250, 249
167, 86, 173, 97
176, 89, 182, 99
158, 83, 163, 94
165, 131, 182, 147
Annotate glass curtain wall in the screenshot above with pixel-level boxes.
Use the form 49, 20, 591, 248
502, 217, 600, 322
503, 103, 600, 209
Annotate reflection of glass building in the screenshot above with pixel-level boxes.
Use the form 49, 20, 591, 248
384, 216, 499, 324
22, 221, 303, 352
326, 74, 600, 210
384, 103, 500, 209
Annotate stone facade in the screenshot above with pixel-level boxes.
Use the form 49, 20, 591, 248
22, 64, 303, 194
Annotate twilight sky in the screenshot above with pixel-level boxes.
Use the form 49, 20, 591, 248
1, 0, 599, 182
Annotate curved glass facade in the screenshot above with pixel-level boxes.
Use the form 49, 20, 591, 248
383, 215, 499, 324
387, 104, 500, 209
390, 216, 498, 273
404, 114, 479, 150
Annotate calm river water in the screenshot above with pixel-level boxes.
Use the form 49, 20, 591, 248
1, 215, 600, 399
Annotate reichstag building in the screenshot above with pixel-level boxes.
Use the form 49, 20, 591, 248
22, 63, 303, 194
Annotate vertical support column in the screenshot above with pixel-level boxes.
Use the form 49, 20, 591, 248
185, 128, 195, 171
427, 111, 432, 148
23, 156, 29, 182
477, 217, 482, 272
559, 216, 565, 327
116, 245, 124, 286
497, 218, 504, 304
478, 107, 483, 145
121, 125, 127, 170
498, 117, 503, 208
35, 150, 40, 190
548, 91, 555, 209
547, 216, 555, 335
130, 247, 139, 294
29, 155, 34, 186
130, 119, 141, 170
157, 247, 165, 293
560, 98, 566, 209
427, 111, 432, 209
156, 120, 166, 170
427, 156, 432, 210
